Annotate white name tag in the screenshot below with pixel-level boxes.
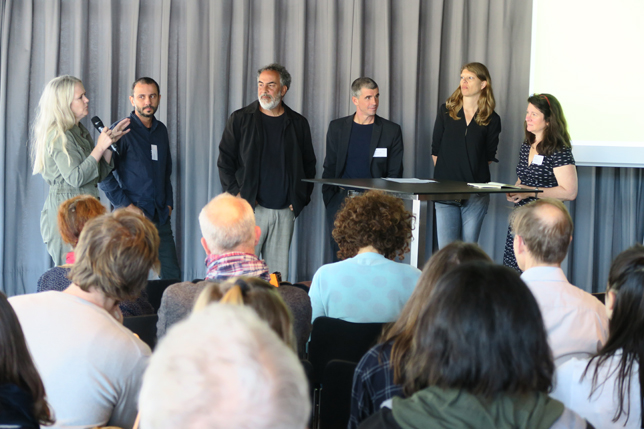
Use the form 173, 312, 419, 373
151, 145, 158, 161
374, 148, 387, 158
532, 154, 544, 165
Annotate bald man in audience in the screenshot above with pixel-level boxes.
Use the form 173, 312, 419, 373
140, 304, 310, 429
156, 193, 311, 353
512, 198, 608, 366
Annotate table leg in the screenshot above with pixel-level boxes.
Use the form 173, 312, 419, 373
410, 200, 427, 268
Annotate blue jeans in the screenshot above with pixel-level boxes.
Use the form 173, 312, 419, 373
435, 193, 490, 249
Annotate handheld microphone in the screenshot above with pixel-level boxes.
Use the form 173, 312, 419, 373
90, 116, 119, 155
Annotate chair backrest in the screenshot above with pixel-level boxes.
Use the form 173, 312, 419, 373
308, 317, 384, 384
146, 279, 180, 312
592, 292, 606, 305
123, 314, 159, 350
319, 360, 358, 429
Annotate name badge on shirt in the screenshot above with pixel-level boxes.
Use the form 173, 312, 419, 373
151, 145, 158, 161
532, 154, 544, 165
374, 148, 387, 158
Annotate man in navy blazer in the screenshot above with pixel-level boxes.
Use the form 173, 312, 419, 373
322, 77, 404, 260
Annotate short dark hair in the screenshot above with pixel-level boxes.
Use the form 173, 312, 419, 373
257, 63, 291, 90
132, 77, 160, 95
0, 292, 54, 425
332, 191, 413, 261
351, 77, 378, 98
70, 210, 160, 301
511, 198, 573, 264
402, 262, 554, 397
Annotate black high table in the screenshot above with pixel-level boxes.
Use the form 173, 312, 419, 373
305, 178, 541, 268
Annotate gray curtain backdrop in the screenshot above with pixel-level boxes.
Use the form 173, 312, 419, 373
0, 0, 641, 296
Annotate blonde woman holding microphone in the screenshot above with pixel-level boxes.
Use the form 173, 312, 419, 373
31, 75, 129, 265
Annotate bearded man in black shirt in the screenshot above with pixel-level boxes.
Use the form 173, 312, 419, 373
217, 63, 316, 279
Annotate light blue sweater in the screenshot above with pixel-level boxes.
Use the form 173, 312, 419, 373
309, 252, 421, 323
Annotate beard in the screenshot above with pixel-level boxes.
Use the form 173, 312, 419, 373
136, 104, 158, 118
258, 92, 282, 110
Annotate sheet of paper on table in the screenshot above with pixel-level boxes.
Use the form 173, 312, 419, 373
467, 182, 518, 189
384, 178, 436, 184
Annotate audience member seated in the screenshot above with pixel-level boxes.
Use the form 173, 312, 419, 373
10, 210, 159, 429
551, 244, 644, 428
193, 277, 297, 352
512, 198, 608, 365
349, 242, 491, 428
359, 262, 593, 429
139, 304, 310, 429
0, 292, 54, 429
156, 193, 311, 353
37, 195, 154, 317
309, 191, 421, 323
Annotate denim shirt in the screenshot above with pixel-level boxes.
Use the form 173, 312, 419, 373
99, 111, 173, 224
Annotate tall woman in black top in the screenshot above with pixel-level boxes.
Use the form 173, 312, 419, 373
503, 94, 578, 271
431, 62, 501, 249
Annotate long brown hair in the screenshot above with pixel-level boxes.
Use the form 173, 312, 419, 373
402, 263, 554, 397
445, 62, 496, 126
524, 93, 571, 156
0, 292, 54, 425
380, 242, 491, 383
584, 245, 644, 424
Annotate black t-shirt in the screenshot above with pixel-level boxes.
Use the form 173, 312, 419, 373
256, 113, 289, 209
431, 104, 501, 183
342, 122, 374, 179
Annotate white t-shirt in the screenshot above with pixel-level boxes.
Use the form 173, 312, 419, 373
551, 353, 641, 429
10, 291, 150, 429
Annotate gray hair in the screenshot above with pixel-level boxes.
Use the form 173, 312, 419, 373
198, 193, 256, 254
257, 63, 291, 90
139, 304, 310, 429
351, 77, 378, 98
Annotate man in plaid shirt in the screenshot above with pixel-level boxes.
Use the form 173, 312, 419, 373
156, 193, 271, 337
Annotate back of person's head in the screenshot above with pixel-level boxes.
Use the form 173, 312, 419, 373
403, 262, 554, 397
511, 198, 573, 264
332, 190, 414, 260
382, 242, 492, 383
70, 210, 160, 301
586, 244, 644, 423
199, 193, 256, 255
193, 277, 296, 352
0, 292, 54, 426
139, 304, 310, 429
57, 195, 106, 247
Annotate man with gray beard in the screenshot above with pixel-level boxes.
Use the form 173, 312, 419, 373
217, 63, 316, 279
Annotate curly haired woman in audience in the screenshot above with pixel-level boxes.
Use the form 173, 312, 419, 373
349, 242, 491, 428
308, 191, 421, 324
0, 292, 53, 428
193, 276, 297, 352
551, 244, 644, 428
359, 262, 593, 429
37, 195, 154, 316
